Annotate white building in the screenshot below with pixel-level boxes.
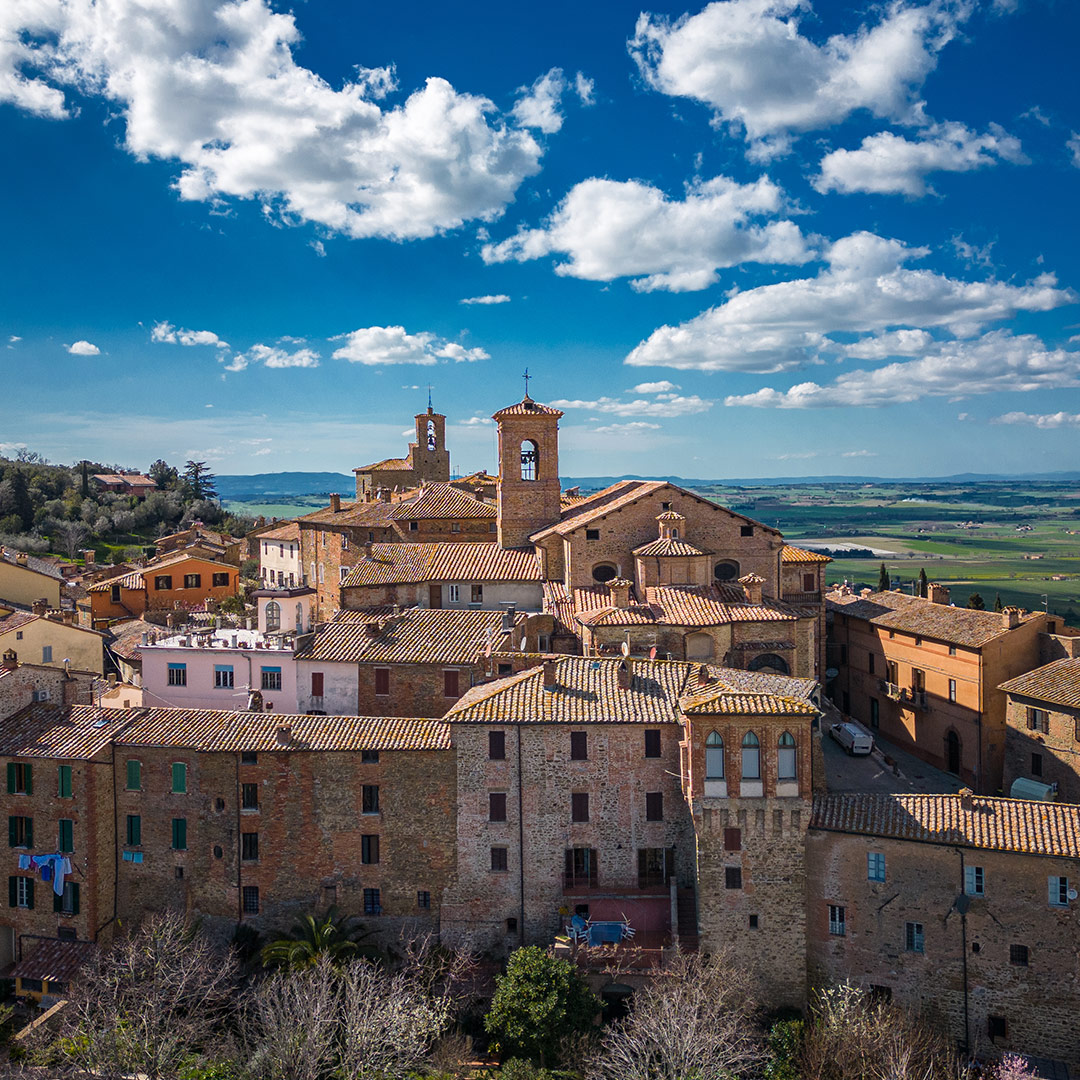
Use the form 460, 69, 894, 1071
258, 522, 302, 587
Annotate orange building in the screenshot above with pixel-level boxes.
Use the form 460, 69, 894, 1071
87, 553, 239, 628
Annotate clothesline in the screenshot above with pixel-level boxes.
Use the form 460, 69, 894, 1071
16, 852, 73, 896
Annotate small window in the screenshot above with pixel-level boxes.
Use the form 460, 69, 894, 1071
10, 875, 34, 909
154, 575, 172, 591
1027, 707, 1049, 733
448, 584, 460, 603
110, 585, 121, 603
585, 529, 600, 541
1048, 875, 1069, 907
261, 667, 282, 692
661, 502, 671, 511
803, 572, 816, 592
241, 783, 258, 811
570, 731, 588, 760
506, 917, 518, 933
58, 765, 72, 799
741, 731, 760, 780
1010, 943, 1029, 967
965, 865, 984, 896
241, 751, 258, 766
451, 522, 460, 533
55, 881, 80, 916
361, 834, 379, 864
748, 914, 759, 929
489, 792, 507, 822
125, 760, 141, 790
374, 668, 390, 696
724, 828, 741, 851
241, 832, 259, 861
725, 866, 742, 890
948, 679, 956, 703
705, 732, 724, 779
339, 566, 348, 582
362, 785, 379, 814
714, 561, 740, 582
489, 731, 506, 760
645, 791, 663, 821
183, 574, 201, 589
171, 818, 187, 850
212, 572, 229, 587
126, 815, 141, 846
571, 792, 589, 822
778, 731, 797, 781
868, 852, 885, 882
520, 439, 538, 481
171, 762, 187, 794
470, 584, 484, 604
644, 729, 661, 758
7, 763, 32, 796
740, 525, 753, 537
167, 663, 187, 687
361, 749, 379, 764
58, 819, 73, 853
905, 921, 924, 953
214, 665, 234, 689
409, 521, 419, 532
175, 866, 184, 879
949, 644, 957, 656
341, 535, 349, 550
988, 1016, 1007, 1040
417, 890, 431, 909
829, 905, 845, 936
8, 816, 32, 848
868, 652, 875, 675
443, 670, 460, 697
490, 847, 508, 872
1032, 753, 1043, 778
310, 672, 324, 697
242, 886, 260, 914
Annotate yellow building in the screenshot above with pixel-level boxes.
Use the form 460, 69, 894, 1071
0, 611, 105, 674
0, 550, 63, 609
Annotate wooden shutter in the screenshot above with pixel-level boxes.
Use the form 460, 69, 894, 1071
8, 876, 15, 908
71, 882, 80, 915
311, 672, 324, 696
59, 820, 73, 853
58, 765, 72, 798
375, 668, 390, 695
24, 818, 31, 849
6, 764, 14, 794
444, 670, 459, 697
172, 763, 186, 793
172, 818, 187, 850
8, 817, 16, 847
24, 764, 31, 795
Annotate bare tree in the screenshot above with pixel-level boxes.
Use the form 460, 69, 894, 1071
47, 912, 237, 1079
54, 519, 89, 559
586, 950, 764, 1080
797, 984, 970, 1080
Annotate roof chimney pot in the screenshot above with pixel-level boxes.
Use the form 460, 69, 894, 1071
329, 493, 341, 513
542, 658, 557, 690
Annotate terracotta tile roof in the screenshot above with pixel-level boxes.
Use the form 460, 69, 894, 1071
357, 456, 411, 472
999, 657, 1080, 710
681, 691, 818, 716
530, 481, 667, 540
0, 702, 126, 759
87, 552, 235, 593
341, 543, 541, 587
0, 611, 40, 635
632, 537, 714, 557
492, 396, 564, 418
296, 607, 523, 665
155, 526, 236, 546
782, 545, 832, 564
298, 500, 404, 528
573, 584, 798, 629
0, 548, 65, 582
12, 938, 96, 984
386, 483, 495, 520
87, 570, 145, 593
105, 619, 159, 663
827, 590, 1042, 648
446, 657, 816, 725
811, 792, 1080, 859
257, 522, 301, 542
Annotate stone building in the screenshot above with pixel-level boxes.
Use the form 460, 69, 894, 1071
807, 790, 1080, 1069
0, 547, 64, 609
826, 587, 1050, 792
354, 406, 451, 499
1000, 657, 1080, 801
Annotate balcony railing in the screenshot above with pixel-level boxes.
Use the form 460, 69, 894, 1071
563, 874, 671, 894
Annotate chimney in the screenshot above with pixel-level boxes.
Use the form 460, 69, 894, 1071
696, 663, 711, 689
166, 612, 181, 629
500, 602, 517, 632
62, 675, 80, 705
140, 632, 149, 646
275, 725, 291, 745
247, 689, 264, 712
542, 659, 557, 690
330, 493, 341, 513
31, 598, 48, 616
927, 583, 951, 605
739, 573, 764, 606
1, 649, 17, 671
61, 611, 75, 626
46, 610, 62, 623
365, 620, 382, 638
605, 578, 631, 609
958, 787, 974, 811
859, 587, 872, 598
378, 487, 391, 503
15, 552, 28, 566
364, 541, 373, 559
1002, 606, 1022, 630
564, 485, 580, 498
617, 657, 634, 690
83, 549, 96, 565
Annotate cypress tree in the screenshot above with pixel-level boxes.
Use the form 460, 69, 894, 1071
80, 460, 90, 498
878, 562, 890, 592
917, 568, 928, 598
994, 592, 1003, 612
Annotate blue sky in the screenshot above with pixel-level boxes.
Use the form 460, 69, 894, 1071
2, 0, 1079, 479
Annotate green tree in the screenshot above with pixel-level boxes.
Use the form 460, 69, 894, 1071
80, 460, 90, 498
877, 563, 889, 592
916, 568, 928, 599
8, 470, 32, 532
150, 458, 179, 491
260, 907, 372, 969
967, 593, 986, 610
182, 460, 217, 501
994, 592, 1003, 612
485, 945, 598, 1067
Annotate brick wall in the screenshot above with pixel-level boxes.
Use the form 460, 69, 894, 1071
1003, 695, 1080, 801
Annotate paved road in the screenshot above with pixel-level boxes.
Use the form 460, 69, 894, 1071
818, 702, 962, 796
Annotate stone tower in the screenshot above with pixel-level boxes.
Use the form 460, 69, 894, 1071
493, 394, 563, 549
411, 406, 450, 482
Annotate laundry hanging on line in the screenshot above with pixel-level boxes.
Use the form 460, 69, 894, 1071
15, 852, 72, 895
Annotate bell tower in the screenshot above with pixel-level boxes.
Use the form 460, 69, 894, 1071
494, 384, 563, 549
410, 405, 450, 483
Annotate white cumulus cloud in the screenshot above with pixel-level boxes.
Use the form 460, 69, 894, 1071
0, 0, 546, 241
575, 71, 595, 106
816, 122, 1026, 197
151, 321, 229, 349
66, 340, 100, 356
512, 68, 567, 134
630, 0, 967, 158
626, 232, 1074, 373
723, 332, 1080, 408
592, 421, 663, 436
631, 380, 680, 394
1068, 133, 1080, 168
991, 411, 1080, 429
331, 326, 488, 366
550, 394, 712, 417
228, 343, 321, 371
460, 294, 511, 305
483, 175, 812, 292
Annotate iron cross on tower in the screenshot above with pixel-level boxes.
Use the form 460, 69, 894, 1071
522, 368, 531, 397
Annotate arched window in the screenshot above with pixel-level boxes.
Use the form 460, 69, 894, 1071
705, 731, 724, 779
265, 601, 281, 632
592, 564, 618, 583
778, 731, 797, 780
748, 652, 790, 675
520, 439, 538, 481
671, 528, 679, 539
741, 731, 760, 780
295, 603, 304, 631
714, 560, 740, 582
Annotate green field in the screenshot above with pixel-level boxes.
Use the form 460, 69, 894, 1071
222, 496, 326, 520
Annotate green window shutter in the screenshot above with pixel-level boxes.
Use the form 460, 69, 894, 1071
172, 818, 187, 850
24, 764, 31, 796
172, 763, 186, 794
71, 882, 80, 916
25, 878, 33, 910
126, 760, 140, 790
25, 818, 32, 849
8, 877, 15, 908
58, 765, 72, 798
58, 819, 73, 852
7, 817, 16, 848
6, 764, 14, 794
127, 815, 141, 846
53, 889, 62, 914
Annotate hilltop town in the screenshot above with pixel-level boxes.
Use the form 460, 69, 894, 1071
1, 392, 1078, 1074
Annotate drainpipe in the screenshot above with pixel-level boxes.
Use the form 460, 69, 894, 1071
236, 753, 243, 926
957, 850, 971, 1055
517, 724, 525, 946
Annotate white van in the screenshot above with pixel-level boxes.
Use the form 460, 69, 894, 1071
830, 722, 874, 756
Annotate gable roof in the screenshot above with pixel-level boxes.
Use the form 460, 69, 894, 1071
446, 656, 816, 725
811, 792, 1080, 859
341, 543, 541, 588
257, 522, 301, 543
999, 657, 1080, 710
782, 545, 832, 564
356, 456, 411, 473
386, 483, 495, 520
827, 590, 1042, 649
87, 552, 235, 593
632, 536, 714, 557
295, 606, 523, 665
492, 396, 564, 419
0, 548, 65, 583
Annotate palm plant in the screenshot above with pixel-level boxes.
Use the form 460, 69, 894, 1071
260, 906, 373, 969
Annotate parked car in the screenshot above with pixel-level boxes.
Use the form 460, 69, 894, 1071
830, 722, 874, 756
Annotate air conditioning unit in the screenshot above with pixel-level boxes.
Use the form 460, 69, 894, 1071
32, 689, 50, 702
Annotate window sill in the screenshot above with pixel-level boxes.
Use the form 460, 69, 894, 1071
241, 808, 259, 814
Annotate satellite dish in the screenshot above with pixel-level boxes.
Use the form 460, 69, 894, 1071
1068, 888, 1078, 901
825, 668, 839, 680
520, 638, 527, 651
954, 894, 970, 914
620, 641, 630, 657
649, 646, 657, 660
